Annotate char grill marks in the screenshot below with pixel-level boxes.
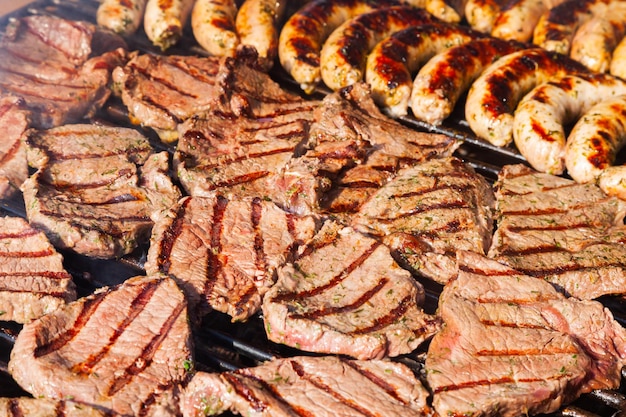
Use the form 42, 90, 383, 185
0, 216, 75, 324
426, 251, 626, 417
22, 124, 181, 259
0, 397, 111, 416
488, 164, 626, 299
145, 195, 318, 322
181, 355, 431, 417
8, 274, 191, 417
0, 15, 126, 129
0, 95, 29, 200
262, 220, 441, 360
352, 157, 495, 284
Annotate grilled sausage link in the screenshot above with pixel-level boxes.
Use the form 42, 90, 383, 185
532, 0, 613, 54
278, 0, 396, 94
191, 0, 239, 57
365, 23, 479, 118
236, 0, 288, 68
570, 3, 626, 73
96, 0, 148, 35
599, 165, 626, 200
565, 94, 626, 183
144, 0, 194, 51
410, 38, 525, 125
610, 34, 626, 78
513, 73, 626, 175
320, 6, 434, 91
465, 0, 507, 33
465, 48, 588, 147
491, 0, 563, 42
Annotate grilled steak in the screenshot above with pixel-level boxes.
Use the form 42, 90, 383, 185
8, 274, 192, 417
145, 195, 318, 322
262, 220, 442, 360
22, 124, 181, 259
0, 216, 75, 323
0, 397, 109, 416
352, 157, 495, 284
488, 164, 626, 299
0, 15, 126, 129
426, 251, 626, 417
272, 83, 460, 216
181, 355, 431, 417
0, 95, 29, 199
174, 98, 319, 202
113, 49, 305, 142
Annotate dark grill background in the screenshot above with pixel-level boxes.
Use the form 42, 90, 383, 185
0, 1, 625, 416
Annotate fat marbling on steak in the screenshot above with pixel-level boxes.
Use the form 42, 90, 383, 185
145, 195, 318, 322
22, 124, 181, 259
262, 220, 442, 360
352, 157, 495, 284
0, 216, 75, 324
0, 15, 126, 129
113, 49, 306, 142
0, 397, 111, 416
0, 95, 29, 199
181, 355, 431, 417
426, 251, 626, 417
9, 274, 192, 417
488, 164, 626, 299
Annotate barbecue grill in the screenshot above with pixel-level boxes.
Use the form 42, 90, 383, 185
0, 1, 625, 416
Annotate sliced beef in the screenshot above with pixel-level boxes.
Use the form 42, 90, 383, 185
145, 195, 318, 322
488, 164, 626, 299
0, 216, 75, 324
9, 274, 192, 417
22, 124, 181, 259
271, 83, 460, 216
426, 251, 626, 417
0, 15, 126, 129
174, 99, 319, 200
352, 157, 495, 284
113, 49, 305, 142
181, 355, 431, 417
262, 220, 442, 360
0, 397, 109, 416
0, 95, 29, 199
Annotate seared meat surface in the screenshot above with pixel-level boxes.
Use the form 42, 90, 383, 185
353, 157, 495, 284
22, 124, 181, 259
0, 95, 29, 199
262, 220, 441, 360
181, 356, 431, 417
0, 15, 126, 129
145, 195, 318, 322
488, 164, 626, 299
9, 274, 192, 417
0, 397, 110, 416
0, 216, 75, 324
427, 251, 626, 417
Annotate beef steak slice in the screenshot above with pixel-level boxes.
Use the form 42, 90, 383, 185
426, 250, 626, 417
0, 95, 29, 199
0, 397, 110, 416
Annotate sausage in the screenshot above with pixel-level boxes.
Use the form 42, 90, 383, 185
144, 0, 194, 51
191, 0, 239, 57
532, 0, 613, 54
424, 0, 467, 23
491, 0, 564, 42
320, 6, 434, 91
598, 165, 626, 200
513, 73, 626, 175
236, 0, 288, 68
278, 0, 396, 94
365, 23, 479, 118
565, 94, 626, 183
570, 3, 626, 73
410, 38, 525, 125
465, 0, 508, 33
96, 0, 148, 35
465, 48, 589, 147
610, 34, 626, 79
